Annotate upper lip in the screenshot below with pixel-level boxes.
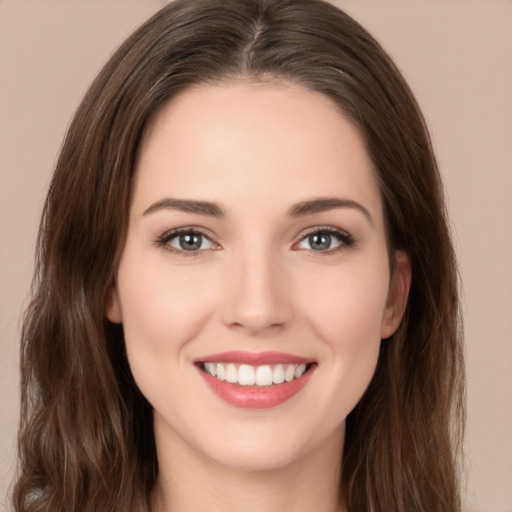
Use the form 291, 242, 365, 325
195, 351, 314, 366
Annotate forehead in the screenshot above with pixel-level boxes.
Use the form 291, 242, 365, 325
134, 80, 382, 221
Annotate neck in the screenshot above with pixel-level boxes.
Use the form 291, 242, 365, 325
151, 419, 346, 512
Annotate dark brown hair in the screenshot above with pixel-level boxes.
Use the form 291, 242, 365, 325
13, 1, 465, 511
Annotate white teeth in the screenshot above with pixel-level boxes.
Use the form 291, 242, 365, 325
284, 365, 296, 382
272, 364, 285, 384
203, 362, 310, 386
255, 365, 273, 386
205, 362, 217, 377
216, 363, 226, 381
225, 363, 238, 383
295, 363, 306, 378
239, 364, 256, 386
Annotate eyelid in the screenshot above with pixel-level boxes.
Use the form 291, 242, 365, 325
154, 224, 355, 256
292, 225, 355, 252
155, 226, 221, 255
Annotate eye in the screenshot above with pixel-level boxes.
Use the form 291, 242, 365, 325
295, 228, 354, 252
156, 228, 218, 254
170, 232, 213, 251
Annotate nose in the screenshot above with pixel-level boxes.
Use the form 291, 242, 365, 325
221, 247, 292, 336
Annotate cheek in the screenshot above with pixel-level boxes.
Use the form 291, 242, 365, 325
116, 255, 218, 367
298, 259, 390, 344
116, 257, 223, 425
295, 258, 389, 406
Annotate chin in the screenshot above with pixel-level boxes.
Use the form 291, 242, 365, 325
190, 417, 345, 474
215, 441, 305, 472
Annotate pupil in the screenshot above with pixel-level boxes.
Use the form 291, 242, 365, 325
310, 233, 331, 250
180, 233, 202, 250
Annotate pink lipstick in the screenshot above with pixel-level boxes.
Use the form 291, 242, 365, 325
195, 351, 316, 409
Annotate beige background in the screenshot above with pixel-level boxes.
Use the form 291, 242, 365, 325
0, 1, 511, 511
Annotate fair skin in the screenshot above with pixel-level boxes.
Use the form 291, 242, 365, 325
107, 80, 410, 512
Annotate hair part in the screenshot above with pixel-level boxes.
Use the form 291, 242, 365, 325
13, 1, 465, 511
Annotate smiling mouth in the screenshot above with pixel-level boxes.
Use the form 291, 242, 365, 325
197, 362, 316, 387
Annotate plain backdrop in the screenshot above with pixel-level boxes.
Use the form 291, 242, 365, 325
0, 1, 511, 511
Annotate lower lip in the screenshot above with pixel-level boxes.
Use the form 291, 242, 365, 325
197, 366, 315, 409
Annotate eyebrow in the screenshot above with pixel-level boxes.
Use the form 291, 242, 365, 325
288, 197, 372, 223
142, 198, 225, 217
142, 196, 372, 223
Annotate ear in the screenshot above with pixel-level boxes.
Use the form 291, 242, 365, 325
381, 250, 411, 339
106, 285, 123, 324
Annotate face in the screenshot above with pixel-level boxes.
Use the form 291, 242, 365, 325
107, 81, 410, 472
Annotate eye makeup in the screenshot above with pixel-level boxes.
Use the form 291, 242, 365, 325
293, 226, 356, 254
154, 226, 220, 257
153, 224, 356, 258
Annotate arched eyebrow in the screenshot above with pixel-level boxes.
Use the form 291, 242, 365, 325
143, 198, 225, 217
288, 197, 372, 224
142, 196, 372, 223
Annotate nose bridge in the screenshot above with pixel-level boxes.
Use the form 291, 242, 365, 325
222, 238, 291, 335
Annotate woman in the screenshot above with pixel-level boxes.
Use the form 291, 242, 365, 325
12, 0, 465, 511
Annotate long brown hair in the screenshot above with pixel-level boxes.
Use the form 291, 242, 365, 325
13, 1, 465, 511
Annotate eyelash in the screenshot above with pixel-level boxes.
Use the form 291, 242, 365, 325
154, 226, 356, 257
293, 226, 356, 254
154, 227, 219, 257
